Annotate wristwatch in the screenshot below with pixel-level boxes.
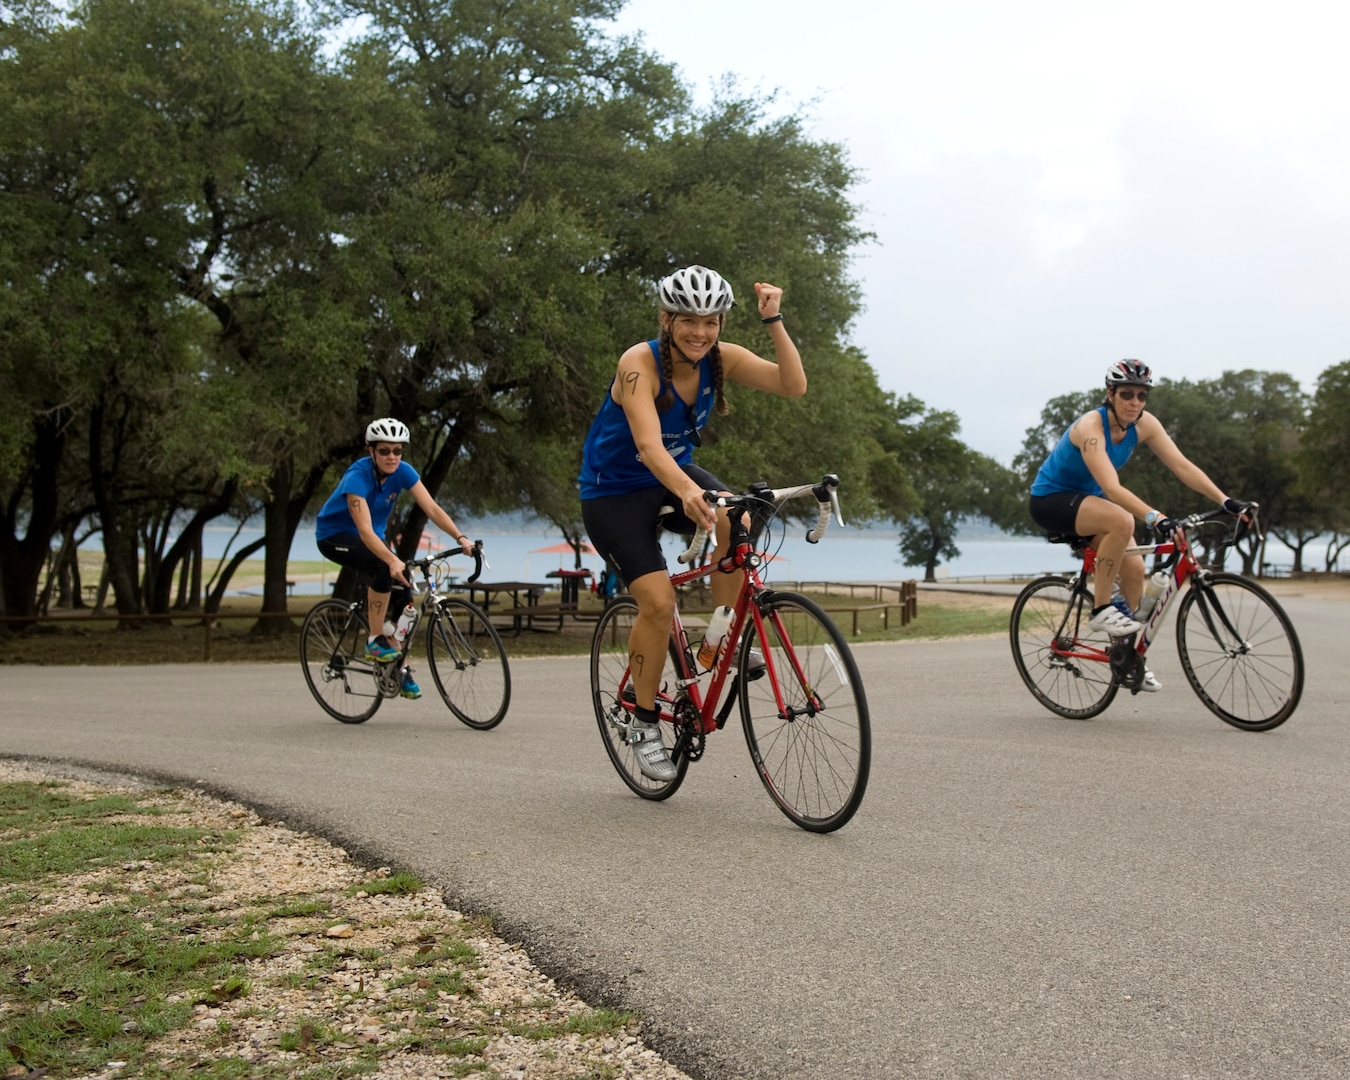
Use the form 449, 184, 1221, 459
1144, 510, 1160, 526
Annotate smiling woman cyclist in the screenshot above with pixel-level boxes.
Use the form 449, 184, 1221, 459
1028, 360, 1250, 691
314, 418, 476, 701
578, 265, 807, 781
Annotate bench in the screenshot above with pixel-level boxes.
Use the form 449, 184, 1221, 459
491, 603, 568, 634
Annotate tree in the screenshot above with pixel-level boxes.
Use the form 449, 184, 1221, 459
1126, 371, 1307, 574
1298, 359, 1350, 570
892, 408, 1018, 581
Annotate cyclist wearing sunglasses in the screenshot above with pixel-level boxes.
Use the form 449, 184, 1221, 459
578, 265, 806, 780
315, 417, 476, 698
1028, 361, 1249, 685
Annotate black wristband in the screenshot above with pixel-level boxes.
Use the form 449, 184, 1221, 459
761, 313, 784, 324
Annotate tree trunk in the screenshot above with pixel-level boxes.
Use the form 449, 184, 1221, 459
152, 481, 238, 613
204, 537, 266, 616
256, 457, 329, 635
88, 401, 144, 620
0, 411, 68, 623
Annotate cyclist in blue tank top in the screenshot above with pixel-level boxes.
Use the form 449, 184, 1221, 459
315, 417, 477, 700
1029, 361, 1249, 686
579, 265, 807, 781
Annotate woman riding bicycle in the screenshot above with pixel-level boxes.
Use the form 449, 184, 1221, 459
315, 417, 476, 701
1028, 360, 1249, 690
578, 265, 807, 780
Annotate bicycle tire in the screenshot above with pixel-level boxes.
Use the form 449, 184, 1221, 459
738, 592, 870, 832
1175, 572, 1303, 731
1010, 576, 1119, 719
425, 597, 511, 730
300, 599, 383, 724
589, 598, 689, 800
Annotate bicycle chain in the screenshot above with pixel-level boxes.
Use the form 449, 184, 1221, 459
675, 697, 706, 761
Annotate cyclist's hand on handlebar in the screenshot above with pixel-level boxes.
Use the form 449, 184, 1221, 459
684, 488, 717, 533
390, 560, 411, 588
1153, 516, 1182, 542
1222, 497, 1254, 522
457, 535, 476, 555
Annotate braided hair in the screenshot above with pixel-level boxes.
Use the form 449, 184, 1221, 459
656, 321, 729, 417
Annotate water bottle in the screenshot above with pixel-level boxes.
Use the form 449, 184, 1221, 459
697, 606, 734, 670
393, 603, 417, 647
1136, 571, 1168, 620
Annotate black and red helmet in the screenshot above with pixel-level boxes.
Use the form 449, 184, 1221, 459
1105, 359, 1153, 388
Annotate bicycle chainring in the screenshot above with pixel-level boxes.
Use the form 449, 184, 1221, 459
375, 662, 403, 698
674, 697, 705, 761
1108, 638, 1144, 691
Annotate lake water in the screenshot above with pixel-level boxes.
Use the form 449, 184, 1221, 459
200, 518, 1313, 595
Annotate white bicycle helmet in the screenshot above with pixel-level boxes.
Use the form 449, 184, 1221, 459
1105, 359, 1153, 388
365, 417, 410, 444
657, 265, 735, 316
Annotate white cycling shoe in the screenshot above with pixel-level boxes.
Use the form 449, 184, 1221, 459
629, 717, 678, 782
1088, 605, 1143, 637
1139, 668, 1162, 693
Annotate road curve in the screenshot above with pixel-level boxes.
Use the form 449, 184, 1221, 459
3, 590, 1346, 1079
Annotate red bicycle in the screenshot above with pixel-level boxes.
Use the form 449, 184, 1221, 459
1011, 504, 1303, 729
589, 475, 871, 833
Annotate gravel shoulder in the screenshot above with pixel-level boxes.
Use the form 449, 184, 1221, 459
0, 758, 692, 1080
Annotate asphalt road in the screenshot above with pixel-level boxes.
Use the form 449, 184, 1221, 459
3, 590, 1346, 1079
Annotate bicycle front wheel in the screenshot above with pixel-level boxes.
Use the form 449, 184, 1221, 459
426, 598, 511, 729
1175, 572, 1303, 731
1010, 576, 1118, 719
589, 598, 689, 800
738, 592, 870, 833
300, 599, 382, 724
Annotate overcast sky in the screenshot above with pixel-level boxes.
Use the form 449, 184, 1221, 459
607, 0, 1350, 464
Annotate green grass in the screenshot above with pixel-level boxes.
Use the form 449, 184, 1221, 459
0, 778, 652, 1078
0, 781, 276, 1077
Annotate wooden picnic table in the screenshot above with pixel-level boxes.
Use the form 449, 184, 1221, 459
455, 580, 553, 633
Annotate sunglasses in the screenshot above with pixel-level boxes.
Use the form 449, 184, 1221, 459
685, 403, 703, 448
1115, 389, 1149, 402
374, 445, 404, 457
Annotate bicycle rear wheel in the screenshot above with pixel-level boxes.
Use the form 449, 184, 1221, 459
738, 592, 870, 832
426, 598, 511, 730
1175, 572, 1303, 731
589, 598, 689, 800
300, 599, 383, 724
1010, 576, 1118, 719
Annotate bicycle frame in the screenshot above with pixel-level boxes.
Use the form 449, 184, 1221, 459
656, 529, 818, 740
1012, 503, 1302, 728
1054, 512, 1250, 677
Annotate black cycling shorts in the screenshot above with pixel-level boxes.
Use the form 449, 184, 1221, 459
581, 463, 727, 586
317, 534, 409, 608
1028, 490, 1091, 537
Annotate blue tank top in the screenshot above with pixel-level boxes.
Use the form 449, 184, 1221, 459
578, 341, 715, 499
315, 457, 420, 541
1030, 405, 1137, 497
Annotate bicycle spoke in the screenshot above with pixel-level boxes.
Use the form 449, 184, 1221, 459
1011, 577, 1118, 719
1176, 574, 1303, 730
300, 600, 382, 724
740, 593, 869, 832
589, 598, 688, 800
426, 598, 510, 730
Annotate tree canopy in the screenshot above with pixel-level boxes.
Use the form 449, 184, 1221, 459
6, 0, 1347, 622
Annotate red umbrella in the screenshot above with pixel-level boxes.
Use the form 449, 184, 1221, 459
530, 540, 599, 555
